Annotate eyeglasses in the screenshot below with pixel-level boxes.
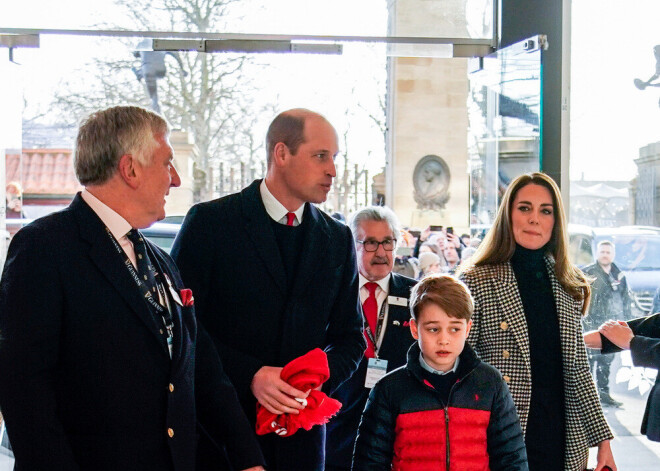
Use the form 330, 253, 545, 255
357, 239, 397, 252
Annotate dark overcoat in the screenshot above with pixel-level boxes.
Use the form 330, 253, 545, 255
171, 179, 365, 470
602, 313, 660, 441
0, 194, 264, 471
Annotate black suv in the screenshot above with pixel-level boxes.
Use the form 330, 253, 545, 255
569, 224, 660, 314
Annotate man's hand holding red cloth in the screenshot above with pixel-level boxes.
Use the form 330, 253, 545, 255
255, 348, 342, 437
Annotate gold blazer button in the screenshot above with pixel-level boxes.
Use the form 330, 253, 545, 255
500, 321, 509, 331
169, 383, 174, 392
502, 350, 510, 359
503, 375, 511, 383
167, 428, 174, 438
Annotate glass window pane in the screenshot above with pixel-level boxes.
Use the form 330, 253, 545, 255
3, 0, 494, 40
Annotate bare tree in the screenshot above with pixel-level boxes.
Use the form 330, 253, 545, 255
330, 84, 387, 215
51, 0, 267, 202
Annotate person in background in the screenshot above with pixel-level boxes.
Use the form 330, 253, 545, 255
325, 205, 417, 471
459, 172, 615, 471
582, 240, 631, 408
5, 182, 25, 219
649, 286, 660, 315
352, 275, 528, 471
0, 106, 265, 471
413, 226, 460, 258
171, 108, 365, 471
418, 251, 442, 279
460, 246, 477, 266
442, 244, 460, 274
331, 211, 346, 223
585, 315, 660, 442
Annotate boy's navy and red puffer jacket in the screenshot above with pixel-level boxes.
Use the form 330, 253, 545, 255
352, 342, 528, 471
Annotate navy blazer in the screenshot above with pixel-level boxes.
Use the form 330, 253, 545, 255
0, 194, 264, 471
602, 313, 660, 441
326, 272, 417, 469
172, 179, 365, 471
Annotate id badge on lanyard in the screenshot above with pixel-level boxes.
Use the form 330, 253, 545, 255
365, 358, 388, 388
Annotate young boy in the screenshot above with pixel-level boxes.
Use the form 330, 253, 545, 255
352, 274, 528, 471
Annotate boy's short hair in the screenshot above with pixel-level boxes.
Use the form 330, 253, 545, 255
409, 274, 474, 321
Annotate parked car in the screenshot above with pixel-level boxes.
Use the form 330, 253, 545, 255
137, 222, 182, 254
568, 224, 660, 314
4, 218, 181, 254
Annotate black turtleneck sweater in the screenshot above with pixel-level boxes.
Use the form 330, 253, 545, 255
510, 245, 565, 471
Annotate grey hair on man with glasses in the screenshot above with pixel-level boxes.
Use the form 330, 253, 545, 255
349, 205, 400, 246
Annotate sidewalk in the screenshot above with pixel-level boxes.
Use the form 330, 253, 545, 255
587, 379, 660, 469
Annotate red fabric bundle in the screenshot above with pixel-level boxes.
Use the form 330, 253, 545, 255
255, 348, 342, 437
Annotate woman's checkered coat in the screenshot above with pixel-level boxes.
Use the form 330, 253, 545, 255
460, 256, 613, 471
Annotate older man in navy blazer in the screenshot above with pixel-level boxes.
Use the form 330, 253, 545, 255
325, 206, 417, 471
172, 109, 365, 471
0, 106, 264, 471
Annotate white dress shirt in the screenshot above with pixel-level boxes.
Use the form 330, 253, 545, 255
81, 189, 136, 268
260, 179, 305, 226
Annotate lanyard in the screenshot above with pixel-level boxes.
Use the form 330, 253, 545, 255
363, 297, 387, 357
105, 227, 174, 338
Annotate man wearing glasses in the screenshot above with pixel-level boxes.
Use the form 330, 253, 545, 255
325, 206, 417, 471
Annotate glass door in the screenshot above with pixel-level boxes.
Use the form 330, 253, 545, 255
467, 35, 544, 231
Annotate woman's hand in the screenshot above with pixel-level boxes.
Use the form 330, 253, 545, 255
594, 439, 616, 471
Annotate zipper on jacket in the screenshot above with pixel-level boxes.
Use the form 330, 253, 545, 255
445, 405, 450, 470
415, 357, 479, 471
443, 367, 477, 471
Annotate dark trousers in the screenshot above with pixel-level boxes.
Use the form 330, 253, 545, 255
588, 351, 614, 393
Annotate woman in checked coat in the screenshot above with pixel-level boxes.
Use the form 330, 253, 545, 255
459, 172, 616, 471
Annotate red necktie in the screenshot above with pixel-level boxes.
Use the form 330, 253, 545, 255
363, 282, 378, 358
286, 212, 296, 226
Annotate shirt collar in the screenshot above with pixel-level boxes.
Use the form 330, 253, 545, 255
81, 189, 133, 240
419, 352, 460, 375
359, 273, 391, 293
260, 179, 305, 224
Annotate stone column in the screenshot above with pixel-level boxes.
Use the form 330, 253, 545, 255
387, 1, 470, 232
165, 130, 197, 218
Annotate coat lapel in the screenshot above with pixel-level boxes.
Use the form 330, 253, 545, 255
379, 274, 413, 358
545, 256, 579, 368
493, 263, 532, 370
240, 181, 288, 294
150, 245, 186, 363
73, 195, 168, 354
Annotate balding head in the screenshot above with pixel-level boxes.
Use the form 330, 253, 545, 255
266, 109, 332, 168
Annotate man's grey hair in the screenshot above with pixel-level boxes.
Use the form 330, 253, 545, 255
74, 106, 170, 186
597, 240, 615, 251
349, 206, 400, 241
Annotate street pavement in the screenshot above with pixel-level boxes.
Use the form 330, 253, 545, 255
587, 354, 660, 470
